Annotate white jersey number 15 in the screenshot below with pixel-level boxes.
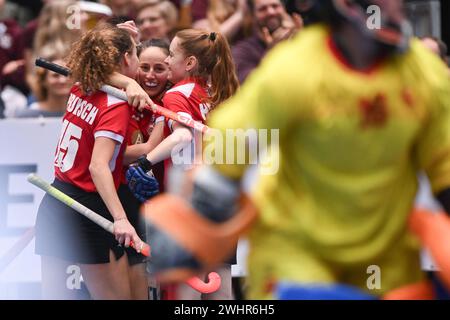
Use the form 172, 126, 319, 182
55, 119, 82, 172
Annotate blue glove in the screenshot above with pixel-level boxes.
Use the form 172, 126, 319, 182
126, 165, 159, 202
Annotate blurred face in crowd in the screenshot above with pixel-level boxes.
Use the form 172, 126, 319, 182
138, 46, 170, 98
253, 0, 285, 33
136, 6, 170, 41
165, 36, 190, 84
45, 59, 73, 98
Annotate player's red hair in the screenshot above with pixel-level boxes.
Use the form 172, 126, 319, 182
176, 29, 239, 108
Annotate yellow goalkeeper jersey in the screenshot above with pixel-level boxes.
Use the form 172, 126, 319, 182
207, 24, 450, 273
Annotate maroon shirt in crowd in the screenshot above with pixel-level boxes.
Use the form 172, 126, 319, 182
231, 35, 268, 84
191, 0, 207, 22
169, 0, 207, 22
0, 18, 26, 93
22, 18, 38, 51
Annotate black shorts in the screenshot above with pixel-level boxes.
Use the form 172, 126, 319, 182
117, 183, 147, 266
35, 179, 124, 264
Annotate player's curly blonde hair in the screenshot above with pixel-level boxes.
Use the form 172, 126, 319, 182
66, 23, 134, 94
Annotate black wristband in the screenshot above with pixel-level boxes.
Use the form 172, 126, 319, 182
137, 155, 152, 172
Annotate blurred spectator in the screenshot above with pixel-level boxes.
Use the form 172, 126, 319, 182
191, 0, 207, 22
8, 0, 45, 19
421, 36, 448, 63
130, 0, 144, 19
22, 17, 39, 61
136, 0, 178, 42
175, 0, 192, 30
0, 0, 27, 95
283, 0, 321, 26
100, 0, 135, 19
0, 0, 33, 27
98, 0, 157, 21
167, 0, 207, 24
169, 0, 180, 9
0, 85, 27, 118
23, 1, 112, 108
24, 1, 93, 108
170, 0, 209, 27
32, 0, 82, 57
24, 1, 110, 63
16, 47, 72, 118
193, 0, 252, 43
232, 0, 302, 83
77, 1, 113, 30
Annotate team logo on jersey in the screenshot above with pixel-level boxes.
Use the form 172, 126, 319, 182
132, 130, 144, 145
359, 93, 388, 129
401, 88, 415, 109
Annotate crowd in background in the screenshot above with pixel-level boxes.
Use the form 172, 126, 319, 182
0, 0, 307, 119
1, 0, 450, 301
0, 0, 308, 300
0, 0, 449, 120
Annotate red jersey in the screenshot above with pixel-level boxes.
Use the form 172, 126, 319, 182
54, 85, 131, 192
161, 77, 210, 171
162, 77, 209, 132
120, 108, 165, 185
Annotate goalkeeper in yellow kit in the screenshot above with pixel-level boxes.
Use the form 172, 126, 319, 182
131, 0, 450, 299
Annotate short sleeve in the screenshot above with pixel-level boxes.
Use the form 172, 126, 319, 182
163, 92, 192, 114
162, 92, 193, 131
94, 103, 130, 144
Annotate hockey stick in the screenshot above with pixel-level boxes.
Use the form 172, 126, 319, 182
27, 173, 150, 256
35, 58, 211, 134
27, 174, 221, 294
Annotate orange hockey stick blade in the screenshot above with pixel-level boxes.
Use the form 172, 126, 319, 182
186, 272, 221, 294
